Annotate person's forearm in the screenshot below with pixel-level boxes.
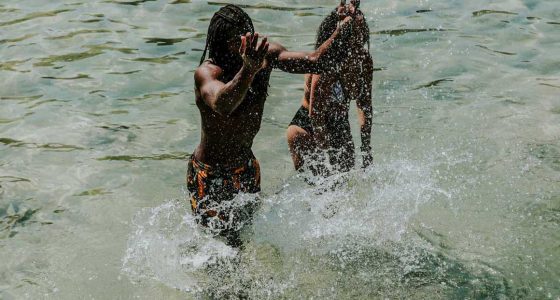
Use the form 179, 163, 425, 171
311, 24, 346, 71
274, 17, 351, 74
214, 66, 255, 116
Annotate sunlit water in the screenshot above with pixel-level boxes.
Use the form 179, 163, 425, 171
1, 0, 559, 299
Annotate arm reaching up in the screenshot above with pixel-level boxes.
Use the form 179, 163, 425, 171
267, 16, 353, 74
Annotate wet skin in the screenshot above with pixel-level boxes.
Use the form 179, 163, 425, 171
194, 16, 354, 168
287, 2, 374, 172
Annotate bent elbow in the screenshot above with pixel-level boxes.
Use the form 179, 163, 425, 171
308, 53, 319, 65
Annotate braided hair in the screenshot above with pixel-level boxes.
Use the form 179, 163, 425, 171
200, 5, 270, 98
199, 4, 255, 71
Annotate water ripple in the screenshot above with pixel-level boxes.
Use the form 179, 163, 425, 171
128, 52, 185, 64
41, 74, 91, 80
103, 0, 157, 5
207, 1, 318, 11
0, 138, 86, 152
96, 152, 189, 161
144, 37, 188, 46
472, 10, 517, 17
476, 45, 516, 56
413, 78, 454, 90
0, 34, 36, 45
46, 29, 112, 40
0, 9, 72, 28
0, 59, 31, 72
372, 28, 453, 36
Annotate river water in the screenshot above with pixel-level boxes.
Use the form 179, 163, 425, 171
1, 0, 559, 299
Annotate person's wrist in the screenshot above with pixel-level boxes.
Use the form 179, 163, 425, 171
242, 62, 259, 76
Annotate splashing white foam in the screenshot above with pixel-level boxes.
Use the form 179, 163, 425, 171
253, 159, 438, 252
121, 158, 444, 297
121, 200, 238, 292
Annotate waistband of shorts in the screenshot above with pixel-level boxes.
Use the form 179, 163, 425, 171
189, 154, 258, 173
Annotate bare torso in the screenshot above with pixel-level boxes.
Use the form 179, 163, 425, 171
194, 60, 273, 167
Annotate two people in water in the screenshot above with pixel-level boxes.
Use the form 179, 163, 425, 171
187, 1, 371, 246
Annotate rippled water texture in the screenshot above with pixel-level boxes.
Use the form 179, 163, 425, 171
1, 0, 559, 299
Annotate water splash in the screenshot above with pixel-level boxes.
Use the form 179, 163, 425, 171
122, 159, 452, 297
122, 200, 238, 292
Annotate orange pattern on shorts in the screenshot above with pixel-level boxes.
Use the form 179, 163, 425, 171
186, 155, 261, 225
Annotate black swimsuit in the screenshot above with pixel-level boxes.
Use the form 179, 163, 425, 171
289, 80, 350, 138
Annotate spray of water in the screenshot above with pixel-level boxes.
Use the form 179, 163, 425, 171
121, 157, 455, 297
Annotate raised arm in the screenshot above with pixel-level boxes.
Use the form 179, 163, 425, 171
267, 16, 352, 74
356, 65, 373, 168
195, 33, 269, 116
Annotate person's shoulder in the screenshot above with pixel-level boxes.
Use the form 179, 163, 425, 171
194, 61, 223, 86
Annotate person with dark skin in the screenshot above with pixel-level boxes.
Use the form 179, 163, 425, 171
287, 0, 373, 176
187, 4, 354, 246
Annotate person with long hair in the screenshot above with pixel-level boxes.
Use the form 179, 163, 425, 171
287, 0, 373, 176
188, 4, 354, 246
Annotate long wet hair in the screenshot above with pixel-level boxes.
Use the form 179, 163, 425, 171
199, 5, 254, 71
315, 8, 370, 52
199, 5, 269, 98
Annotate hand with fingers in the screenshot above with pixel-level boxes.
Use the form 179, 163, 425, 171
239, 32, 269, 74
